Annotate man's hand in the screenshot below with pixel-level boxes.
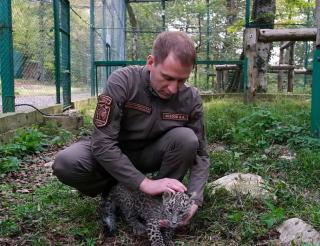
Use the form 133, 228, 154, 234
159, 204, 198, 228
180, 204, 198, 226
139, 177, 187, 196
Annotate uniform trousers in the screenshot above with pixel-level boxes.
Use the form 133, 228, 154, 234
52, 127, 198, 196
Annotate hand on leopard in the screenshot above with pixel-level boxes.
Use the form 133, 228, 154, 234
139, 177, 187, 196
179, 204, 198, 226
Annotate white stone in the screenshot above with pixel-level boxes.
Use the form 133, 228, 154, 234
277, 218, 320, 245
44, 161, 53, 168
208, 173, 271, 199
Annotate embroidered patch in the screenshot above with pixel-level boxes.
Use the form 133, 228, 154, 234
93, 95, 113, 128
162, 113, 189, 121
125, 102, 152, 114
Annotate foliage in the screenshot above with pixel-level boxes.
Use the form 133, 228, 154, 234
0, 124, 73, 174
0, 157, 20, 174
1, 97, 320, 245
12, 0, 55, 78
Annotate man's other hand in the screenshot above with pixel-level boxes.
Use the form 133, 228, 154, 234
180, 204, 198, 226
139, 177, 187, 195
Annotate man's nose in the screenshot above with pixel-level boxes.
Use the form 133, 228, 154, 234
167, 81, 179, 94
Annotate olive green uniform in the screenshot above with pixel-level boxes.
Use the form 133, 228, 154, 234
53, 65, 209, 206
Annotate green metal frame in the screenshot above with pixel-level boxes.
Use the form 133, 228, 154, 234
53, 0, 71, 108
90, 0, 96, 96
0, 0, 15, 113
311, 48, 320, 137
94, 60, 244, 96
95, 60, 242, 67
245, 0, 251, 28
61, 0, 71, 108
53, 0, 61, 104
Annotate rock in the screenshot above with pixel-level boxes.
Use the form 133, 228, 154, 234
44, 161, 53, 168
207, 142, 227, 153
208, 173, 271, 199
264, 145, 296, 161
277, 218, 320, 245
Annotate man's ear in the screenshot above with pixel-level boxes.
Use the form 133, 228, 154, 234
162, 192, 172, 202
146, 55, 154, 71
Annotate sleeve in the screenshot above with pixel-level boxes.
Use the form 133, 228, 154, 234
91, 70, 145, 189
186, 91, 210, 206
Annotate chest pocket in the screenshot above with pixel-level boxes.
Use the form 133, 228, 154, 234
121, 102, 152, 131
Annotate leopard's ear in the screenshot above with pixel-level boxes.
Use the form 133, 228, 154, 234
162, 192, 172, 202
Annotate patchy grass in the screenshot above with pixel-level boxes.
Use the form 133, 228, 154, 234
1, 96, 320, 245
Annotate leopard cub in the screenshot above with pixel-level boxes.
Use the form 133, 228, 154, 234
101, 183, 194, 246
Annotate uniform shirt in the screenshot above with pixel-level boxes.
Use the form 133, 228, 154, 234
91, 65, 209, 206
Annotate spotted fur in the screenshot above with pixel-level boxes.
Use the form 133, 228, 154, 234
102, 183, 194, 246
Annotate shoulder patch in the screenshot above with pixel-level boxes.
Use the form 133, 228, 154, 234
162, 113, 189, 121
93, 95, 113, 128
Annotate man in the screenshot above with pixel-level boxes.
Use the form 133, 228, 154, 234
53, 31, 209, 227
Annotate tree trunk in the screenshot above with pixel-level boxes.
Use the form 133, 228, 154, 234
252, 0, 276, 93
127, 3, 139, 60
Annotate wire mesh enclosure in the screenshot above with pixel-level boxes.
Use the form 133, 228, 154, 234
10, 0, 56, 112
0, 0, 318, 114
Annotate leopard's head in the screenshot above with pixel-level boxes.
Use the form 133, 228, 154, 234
162, 192, 195, 228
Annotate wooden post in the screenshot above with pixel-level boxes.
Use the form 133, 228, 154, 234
216, 70, 223, 92
222, 70, 228, 90
278, 42, 285, 92
287, 42, 295, 92
244, 28, 258, 102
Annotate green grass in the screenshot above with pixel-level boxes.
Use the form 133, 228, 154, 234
1, 96, 320, 245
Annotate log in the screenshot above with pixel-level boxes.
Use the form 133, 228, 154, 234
215, 64, 238, 71
269, 64, 294, 70
259, 28, 317, 42
269, 69, 311, 74
294, 69, 312, 75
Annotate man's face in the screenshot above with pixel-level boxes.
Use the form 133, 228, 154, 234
146, 53, 193, 99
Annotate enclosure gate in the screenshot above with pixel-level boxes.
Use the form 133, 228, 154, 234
54, 0, 71, 109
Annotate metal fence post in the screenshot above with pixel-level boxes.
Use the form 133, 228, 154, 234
311, 48, 320, 137
311, 0, 320, 137
0, 0, 15, 113
53, 0, 61, 104
90, 0, 96, 96
245, 0, 251, 28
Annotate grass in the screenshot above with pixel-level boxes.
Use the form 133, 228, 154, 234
1, 97, 320, 245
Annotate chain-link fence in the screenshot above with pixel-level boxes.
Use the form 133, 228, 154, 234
94, 0, 126, 94
69, 2, 91, 102
1, 0, 127, 114
8, 0, 56, 113
124, 1, 246, 92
